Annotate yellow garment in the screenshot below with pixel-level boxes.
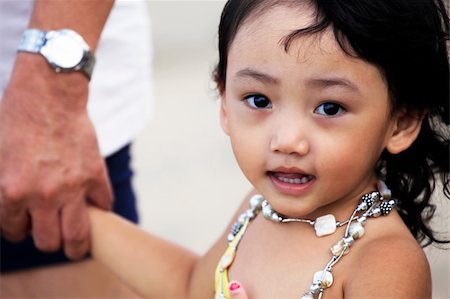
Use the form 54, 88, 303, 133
214, 217, 251, 299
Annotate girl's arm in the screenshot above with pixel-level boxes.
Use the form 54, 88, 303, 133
88, 191, 257, 298
88, 207, 198, 299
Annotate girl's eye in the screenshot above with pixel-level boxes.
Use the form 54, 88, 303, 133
315, 102, 345, 116
244, 94, 272, 109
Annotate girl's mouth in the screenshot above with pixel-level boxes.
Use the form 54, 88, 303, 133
267, 171, 315, 195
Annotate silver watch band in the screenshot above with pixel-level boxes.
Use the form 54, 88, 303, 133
18, 28, 95, 80
17, 29, 46, 52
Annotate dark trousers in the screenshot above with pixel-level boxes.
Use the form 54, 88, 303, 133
0, 144, 138, 272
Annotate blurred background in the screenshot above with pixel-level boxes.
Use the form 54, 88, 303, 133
133, 1, 449, 298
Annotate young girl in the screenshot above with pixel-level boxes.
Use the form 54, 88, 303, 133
88, 0, 449, 298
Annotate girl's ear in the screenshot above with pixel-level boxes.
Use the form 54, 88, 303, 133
386, 110, 424, 154
220, 94, 230, 136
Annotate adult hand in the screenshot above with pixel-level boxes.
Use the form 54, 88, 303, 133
0, 55, 113, 259
229, 281, 249, 299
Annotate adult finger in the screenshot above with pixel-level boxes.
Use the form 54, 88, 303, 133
0, 202, 30, 242
61, 198, 90, 260
31, 207, 61, 252
86, 162, 113, 211
229, 280, 248, 299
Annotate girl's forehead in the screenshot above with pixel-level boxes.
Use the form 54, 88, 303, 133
235, 4, 316, 42
229, 4, 329, 60
228, 5, 347, 67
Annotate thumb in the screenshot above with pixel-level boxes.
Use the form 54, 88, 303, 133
229, 280, 248, 299
87, 169, 114, 211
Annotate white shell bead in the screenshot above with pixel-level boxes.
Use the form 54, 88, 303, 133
330, 239, 350, 256
227, 233, 234, 243
313, 270, 334, 288
220, 250, 235, 269
314, 214, 337, 237
348, 222, 365, 239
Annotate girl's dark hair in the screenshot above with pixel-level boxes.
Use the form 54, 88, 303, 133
214, 0, 450, 246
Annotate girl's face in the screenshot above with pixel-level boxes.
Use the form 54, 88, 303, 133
220, 5, 400, 219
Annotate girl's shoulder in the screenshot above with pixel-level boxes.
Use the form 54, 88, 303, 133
343, 212, 431, 298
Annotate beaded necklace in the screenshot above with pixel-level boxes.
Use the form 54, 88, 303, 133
214, 181, 396, 299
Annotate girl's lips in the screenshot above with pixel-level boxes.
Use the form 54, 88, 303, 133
267, 171, 315, 196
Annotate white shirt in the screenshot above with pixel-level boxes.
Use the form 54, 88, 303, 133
0, 0, 153, 157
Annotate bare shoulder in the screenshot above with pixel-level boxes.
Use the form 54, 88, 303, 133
344, 229, 431, 299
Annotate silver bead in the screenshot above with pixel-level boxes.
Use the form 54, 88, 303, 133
310, 283, 321, 294
388, 199, 397, 207
357, 201, 368, 211
371, 191, 381, 201
313, 270, 334, 288
271, 212, 282, 222
238, 214, 247, 224
246, 210, 255, 219
343, 236, 354, 245
372, 207, 382, 217
301, 293, 314, 299
348, 222, 365, 239
262, 203, 273, 219
357, 216, 367, 224
249, 194, 264, 210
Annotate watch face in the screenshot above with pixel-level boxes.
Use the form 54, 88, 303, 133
41, 33, 85, 69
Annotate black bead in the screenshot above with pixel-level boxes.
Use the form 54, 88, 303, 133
379, 201, 393, 216
362, 192, 378, 207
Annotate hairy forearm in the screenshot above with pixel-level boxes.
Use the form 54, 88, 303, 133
89, 208, 199, 299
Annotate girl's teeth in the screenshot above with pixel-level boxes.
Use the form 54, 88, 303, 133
277, 175, 312, 184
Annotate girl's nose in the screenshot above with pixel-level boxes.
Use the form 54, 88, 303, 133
269, 115, 310, 156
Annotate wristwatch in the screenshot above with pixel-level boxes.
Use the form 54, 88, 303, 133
17, 29, 96, 80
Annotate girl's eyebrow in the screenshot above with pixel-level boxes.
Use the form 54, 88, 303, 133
235, 67, 279, 85
235, 67, 361, 94
305, 76, 361, 94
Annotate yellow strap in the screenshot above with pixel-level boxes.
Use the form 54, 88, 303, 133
214, 218, 250, 299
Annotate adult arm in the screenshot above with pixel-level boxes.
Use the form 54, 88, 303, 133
0, 0, 114, 259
